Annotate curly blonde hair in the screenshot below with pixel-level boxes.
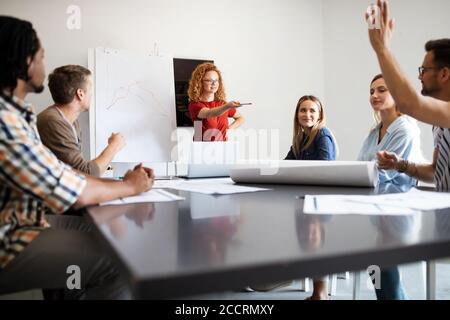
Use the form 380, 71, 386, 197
188, 63, 226, 102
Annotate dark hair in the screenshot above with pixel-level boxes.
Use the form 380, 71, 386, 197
48, 65, 91, 104
425, 39, 450, 68
0, 16, 40, 93
371, 73, 383, 85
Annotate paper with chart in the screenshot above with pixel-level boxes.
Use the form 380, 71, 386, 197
100, 189, 184, 206
344, 188, 450, 211
303, 188, 450, 215
303, 195, 419, 215
92, 48, 176, 162
230, 160, 379, 187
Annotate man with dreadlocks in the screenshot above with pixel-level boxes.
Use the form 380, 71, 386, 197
0, 16, 155, 299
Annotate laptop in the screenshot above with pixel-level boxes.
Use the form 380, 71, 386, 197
178, 142, 239, 179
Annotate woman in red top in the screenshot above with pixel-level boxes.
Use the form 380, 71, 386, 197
188, 63, 244, 141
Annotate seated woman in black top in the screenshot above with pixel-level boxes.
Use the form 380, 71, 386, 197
285, 95, 336, 161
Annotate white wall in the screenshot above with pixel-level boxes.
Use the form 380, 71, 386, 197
1, 0, 449, 167
323, 0, 450, 161
0, 0, 325, 170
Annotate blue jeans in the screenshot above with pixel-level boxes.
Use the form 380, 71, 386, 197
374, 267, 407, 300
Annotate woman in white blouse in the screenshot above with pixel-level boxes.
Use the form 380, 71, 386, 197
358, 74, 424, 300
358, 74, 423, 186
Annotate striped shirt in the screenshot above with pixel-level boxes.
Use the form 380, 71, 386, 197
433, 126, 450, 191
0, 93, 86, 269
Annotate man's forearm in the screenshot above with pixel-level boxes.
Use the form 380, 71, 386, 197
376, 49, 422, 118
94, 145, 119, 174
414, 163, 435, 183
402, 160, 435, 183
73, 176, 135, 209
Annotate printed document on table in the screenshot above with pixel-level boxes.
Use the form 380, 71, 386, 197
100, 189, 184, 206
168, 178, 270, 195
345, 188, 450, 211
303, 195, 419, 215
152, 179, 185, 189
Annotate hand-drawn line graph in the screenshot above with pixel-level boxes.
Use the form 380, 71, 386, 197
105, 82, 170, 117
93, 47, 176, 163
104, 57, 171, 117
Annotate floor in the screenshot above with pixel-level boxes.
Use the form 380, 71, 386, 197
184, 261, 450, 300
1, 261, 449, 300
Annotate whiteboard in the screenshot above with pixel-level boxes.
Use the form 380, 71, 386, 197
89, 47, 176, 162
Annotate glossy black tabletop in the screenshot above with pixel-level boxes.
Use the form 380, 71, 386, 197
87, 183, 450, 299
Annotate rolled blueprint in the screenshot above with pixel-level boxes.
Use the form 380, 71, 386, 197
230, 160, 379, 188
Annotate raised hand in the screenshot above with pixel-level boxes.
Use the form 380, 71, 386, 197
366, 0, 395, 54
108, 132, 126, 152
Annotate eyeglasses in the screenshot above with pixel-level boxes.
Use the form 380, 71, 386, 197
203, 79, 220, 85
418, 66, 441, 77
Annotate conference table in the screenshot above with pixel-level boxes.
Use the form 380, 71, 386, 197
86, 181, 450, 299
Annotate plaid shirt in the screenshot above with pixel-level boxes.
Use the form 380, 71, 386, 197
0, 93, 86, 269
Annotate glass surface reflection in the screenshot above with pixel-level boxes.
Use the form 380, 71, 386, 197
91, 203, 155, 239
178, 193, 242, 267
